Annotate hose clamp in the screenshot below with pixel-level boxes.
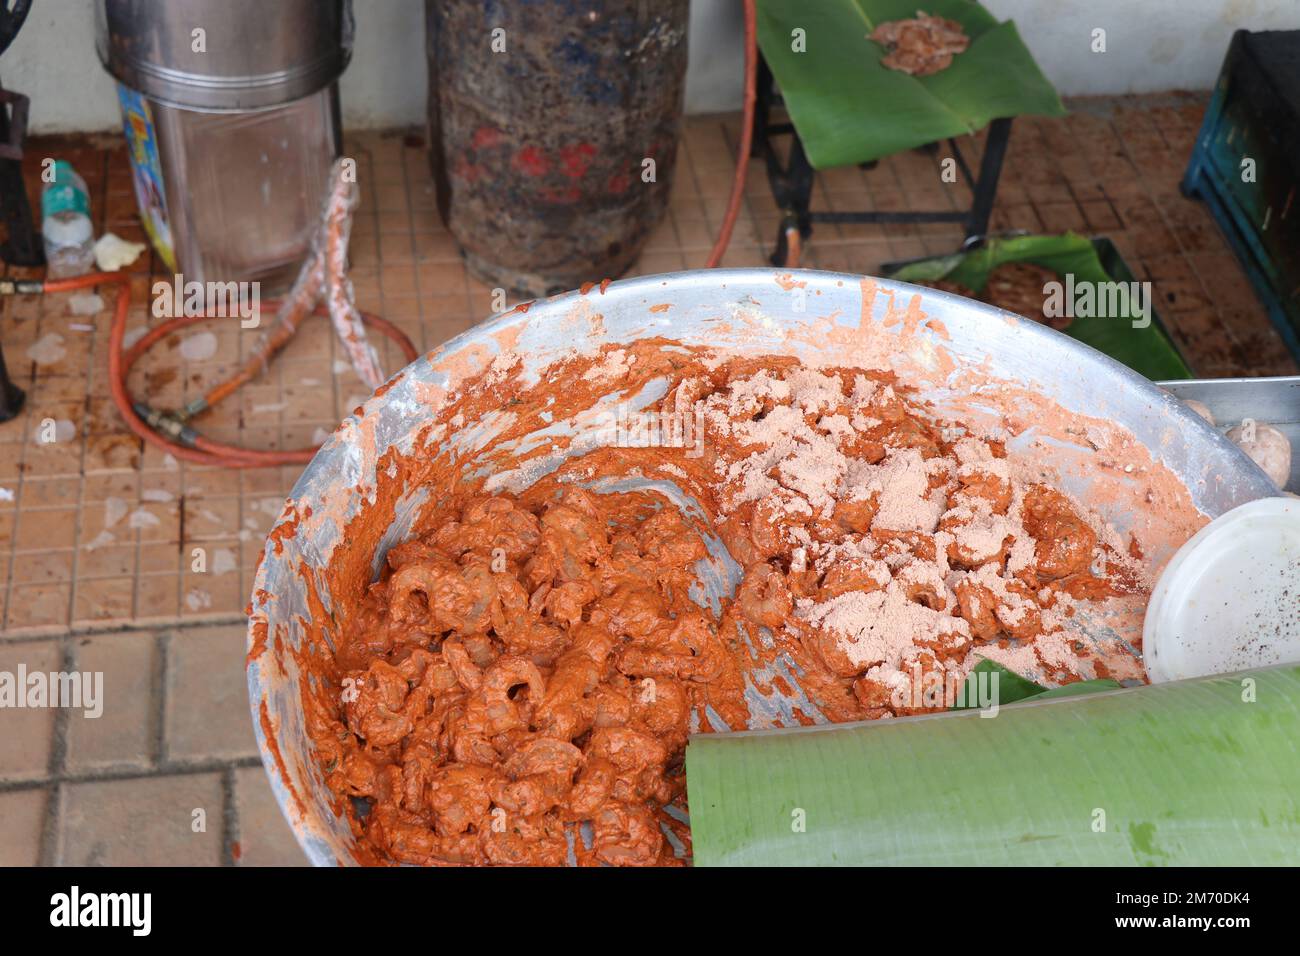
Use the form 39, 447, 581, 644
0, 278, 44, 295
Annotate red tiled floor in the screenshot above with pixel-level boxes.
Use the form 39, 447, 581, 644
0, 94, 1296, 635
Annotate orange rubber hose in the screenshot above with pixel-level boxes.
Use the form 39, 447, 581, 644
42, 272, 417, 469
36, 3, 754, 466
705, 0, 758, 269
784, 226, 801, 269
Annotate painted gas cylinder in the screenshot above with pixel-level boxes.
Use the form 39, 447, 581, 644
426, 0, 688, 297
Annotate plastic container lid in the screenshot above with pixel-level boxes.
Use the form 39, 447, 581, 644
1144, 496, 1300, 683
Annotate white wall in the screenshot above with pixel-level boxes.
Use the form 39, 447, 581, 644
988, 0, 1297, 95
2, 0, 118, 132
4, 0, 1297, 135
684, 0, 746, 113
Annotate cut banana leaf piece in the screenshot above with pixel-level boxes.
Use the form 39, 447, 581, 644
887, 232, 1193, 381
686, 664, 1300, 866
755, 0, 1065, 168
950, 659, 1122, 710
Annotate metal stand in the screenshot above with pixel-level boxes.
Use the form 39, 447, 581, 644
0, 334, 23, 423
0, 87, 43, 267
0, 83, 36, 422
751, 55, 1014, 266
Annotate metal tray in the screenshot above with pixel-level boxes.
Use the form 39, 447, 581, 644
1159, 376, 1300, 492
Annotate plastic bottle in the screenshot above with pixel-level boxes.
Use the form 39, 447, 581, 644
41, 160, 96, 279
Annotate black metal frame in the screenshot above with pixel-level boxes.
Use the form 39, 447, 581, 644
0, 86, 36, 421
0, 0, 39, 421
0, 87, 41, 268
0, 334, 23, 423
751, 54, 1013, 266
0, 1, 34, 57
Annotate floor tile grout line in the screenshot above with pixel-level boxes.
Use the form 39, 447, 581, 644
47, 634, 76, 777
859, 148, 895, 254
1018, 119, 1055, 249
1058, 113, 1115, 237
221, 765, 239, 867
881, 148, 922, 262
36, 633, 77, 865
398, 138, 428, 354
1, 755, 265, 794
716, 116, 769, 261
402, 141, 437, 353
2, 289, 36, 630
37, 782, 62, 866
400, 144, 475, 336
1106, 106, 1245, 357
152, 631, 169, 765
0, 612, 246, 644
0, 287, 20, 590
680, 121, 716, 248
66, 251, 101, 630
235, 443, 248, 610
173, 479, 186, 617
113, 143, 150, 626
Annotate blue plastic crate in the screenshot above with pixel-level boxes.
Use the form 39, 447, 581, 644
1182, 29, 1300, 362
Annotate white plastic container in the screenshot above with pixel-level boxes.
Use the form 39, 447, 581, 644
1144, 497, 1300, 683
41, 160, 96, 279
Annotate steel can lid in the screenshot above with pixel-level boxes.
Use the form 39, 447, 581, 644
95, 0, 352, 112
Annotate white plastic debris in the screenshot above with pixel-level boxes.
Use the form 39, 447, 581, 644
104, 496, 128, 529
212, 548, 238, 576
185, 589, 213, 611
67, 293, 105, 315
127, 508, 161, 529
93, 232, 147, 272
84, 530, 115, 551
179, 331, 218, 362
35, 419, 77, 443
26, 332, 66, 365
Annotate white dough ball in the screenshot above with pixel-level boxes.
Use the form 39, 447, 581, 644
1226, 422, 1292, 489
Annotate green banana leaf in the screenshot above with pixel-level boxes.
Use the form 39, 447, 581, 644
756, 0, 1066, 168
950, 659, 1122, 710
686, 664, 1300, 866
887, 232, 1193, 381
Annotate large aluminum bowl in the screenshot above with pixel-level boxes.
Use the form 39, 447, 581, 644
247, 268, 1277, 865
